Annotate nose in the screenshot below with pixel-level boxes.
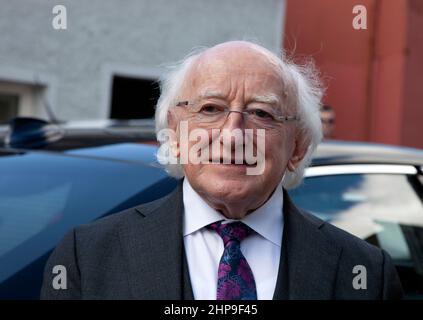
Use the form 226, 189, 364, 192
219, 110, 246, 151
221, 110, 245, 131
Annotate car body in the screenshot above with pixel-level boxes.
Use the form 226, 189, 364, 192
0, 142, 177, 299
290, 140, 423, 299
0, 134, 422, 299
0, 117, 157, 150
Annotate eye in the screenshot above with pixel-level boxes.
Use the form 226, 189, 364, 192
250, 109, 273, 119
200, 104, 222, 114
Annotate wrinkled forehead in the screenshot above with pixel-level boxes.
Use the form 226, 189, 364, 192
181, 48, 286, 101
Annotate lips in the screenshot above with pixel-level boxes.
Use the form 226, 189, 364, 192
209, 158, 257, 166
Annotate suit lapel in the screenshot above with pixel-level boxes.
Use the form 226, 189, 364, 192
118, 182, 341, 300
118, 181, 193, 299
182, 247, 195, 300
273, 190, 342, 300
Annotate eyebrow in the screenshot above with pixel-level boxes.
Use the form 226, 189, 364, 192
198, 89, 226, 100
198, 90, 281, 105
249, 94, 280, 105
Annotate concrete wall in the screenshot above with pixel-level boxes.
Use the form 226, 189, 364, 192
0, 0, 285, 121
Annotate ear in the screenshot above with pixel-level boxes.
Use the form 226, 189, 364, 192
167, 109, 180, 158
287, 133, 309, 172
167, 109, 178, 131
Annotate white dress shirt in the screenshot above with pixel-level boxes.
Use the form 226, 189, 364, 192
182, 178, 284, 300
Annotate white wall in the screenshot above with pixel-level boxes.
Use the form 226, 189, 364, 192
0, 0, 286, 121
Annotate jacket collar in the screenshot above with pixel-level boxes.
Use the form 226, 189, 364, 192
118, 181, 191, 299
118, 181, 341, 299
273, 189, 342, 299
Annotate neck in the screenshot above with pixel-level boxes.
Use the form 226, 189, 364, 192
204, 186, 278, 220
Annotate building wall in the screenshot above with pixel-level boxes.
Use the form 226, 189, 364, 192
367, 0, 408, 146
0, 0, 286, 121
402, 0, 423, 148
284, 0, 423, 149
284, 0, 376, 142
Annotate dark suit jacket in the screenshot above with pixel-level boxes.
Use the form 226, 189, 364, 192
41, 181, 403, 299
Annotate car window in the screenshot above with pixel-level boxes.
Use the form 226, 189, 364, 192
289, 174, 423, 239
0, 180, 72, 257
0, 150, 176, 285
289, 173, 423, 296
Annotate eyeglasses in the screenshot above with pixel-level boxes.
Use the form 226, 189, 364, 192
174, 100, 299, 131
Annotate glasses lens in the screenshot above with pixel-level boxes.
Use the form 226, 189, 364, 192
181, 101, 290, 132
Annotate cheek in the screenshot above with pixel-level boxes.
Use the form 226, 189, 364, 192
182, 162, 203, 183
263, 135, 292, 170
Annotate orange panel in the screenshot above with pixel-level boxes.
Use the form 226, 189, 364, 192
284, 0, 375, 141
283, 0, 423, 148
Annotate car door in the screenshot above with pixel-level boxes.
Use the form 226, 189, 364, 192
288, 164, 423, 299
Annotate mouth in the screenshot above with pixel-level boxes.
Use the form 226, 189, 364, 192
209, 158, 257, 167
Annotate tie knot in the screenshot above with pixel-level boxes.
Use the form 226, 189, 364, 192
208, 221, 254, 245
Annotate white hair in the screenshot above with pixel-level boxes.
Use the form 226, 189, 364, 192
155, 41, 323, 189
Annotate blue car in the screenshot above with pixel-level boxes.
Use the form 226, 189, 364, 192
1, 118, 422, 299
0, 142, 177, 299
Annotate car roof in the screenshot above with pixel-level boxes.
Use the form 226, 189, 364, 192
0, 118, 156, 130
313, 140, 423, 166
0, 118, 157, 150
0, 142, 161, 169
2, 124, 423, 167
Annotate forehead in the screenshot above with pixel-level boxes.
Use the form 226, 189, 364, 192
183, 49, 284, 99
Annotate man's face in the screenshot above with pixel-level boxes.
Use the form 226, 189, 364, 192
170, 43, 306, 218
321, 109, 335, 139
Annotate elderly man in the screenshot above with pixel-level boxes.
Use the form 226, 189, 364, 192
41, 41, 403, 300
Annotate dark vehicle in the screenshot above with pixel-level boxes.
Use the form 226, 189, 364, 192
0, 117, 157, 150
0, 119, 422, 299
290, 140, 423, 299
0, 143, 177, 299
0, 117, 174, 299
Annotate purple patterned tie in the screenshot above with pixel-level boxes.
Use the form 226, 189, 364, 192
208, 221, 257, 300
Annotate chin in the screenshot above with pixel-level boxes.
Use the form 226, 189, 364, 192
205, 163, 259, 179
202, 175, 259, 201
185, 164, 265, 200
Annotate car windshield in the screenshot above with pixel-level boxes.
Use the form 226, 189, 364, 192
0, 148, 176, 284
289, 172, 423, 296
289, 174, 423, 239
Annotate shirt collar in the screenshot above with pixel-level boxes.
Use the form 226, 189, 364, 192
182, 178, 283, 247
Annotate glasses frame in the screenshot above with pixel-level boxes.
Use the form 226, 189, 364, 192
175, 100, 300, 129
